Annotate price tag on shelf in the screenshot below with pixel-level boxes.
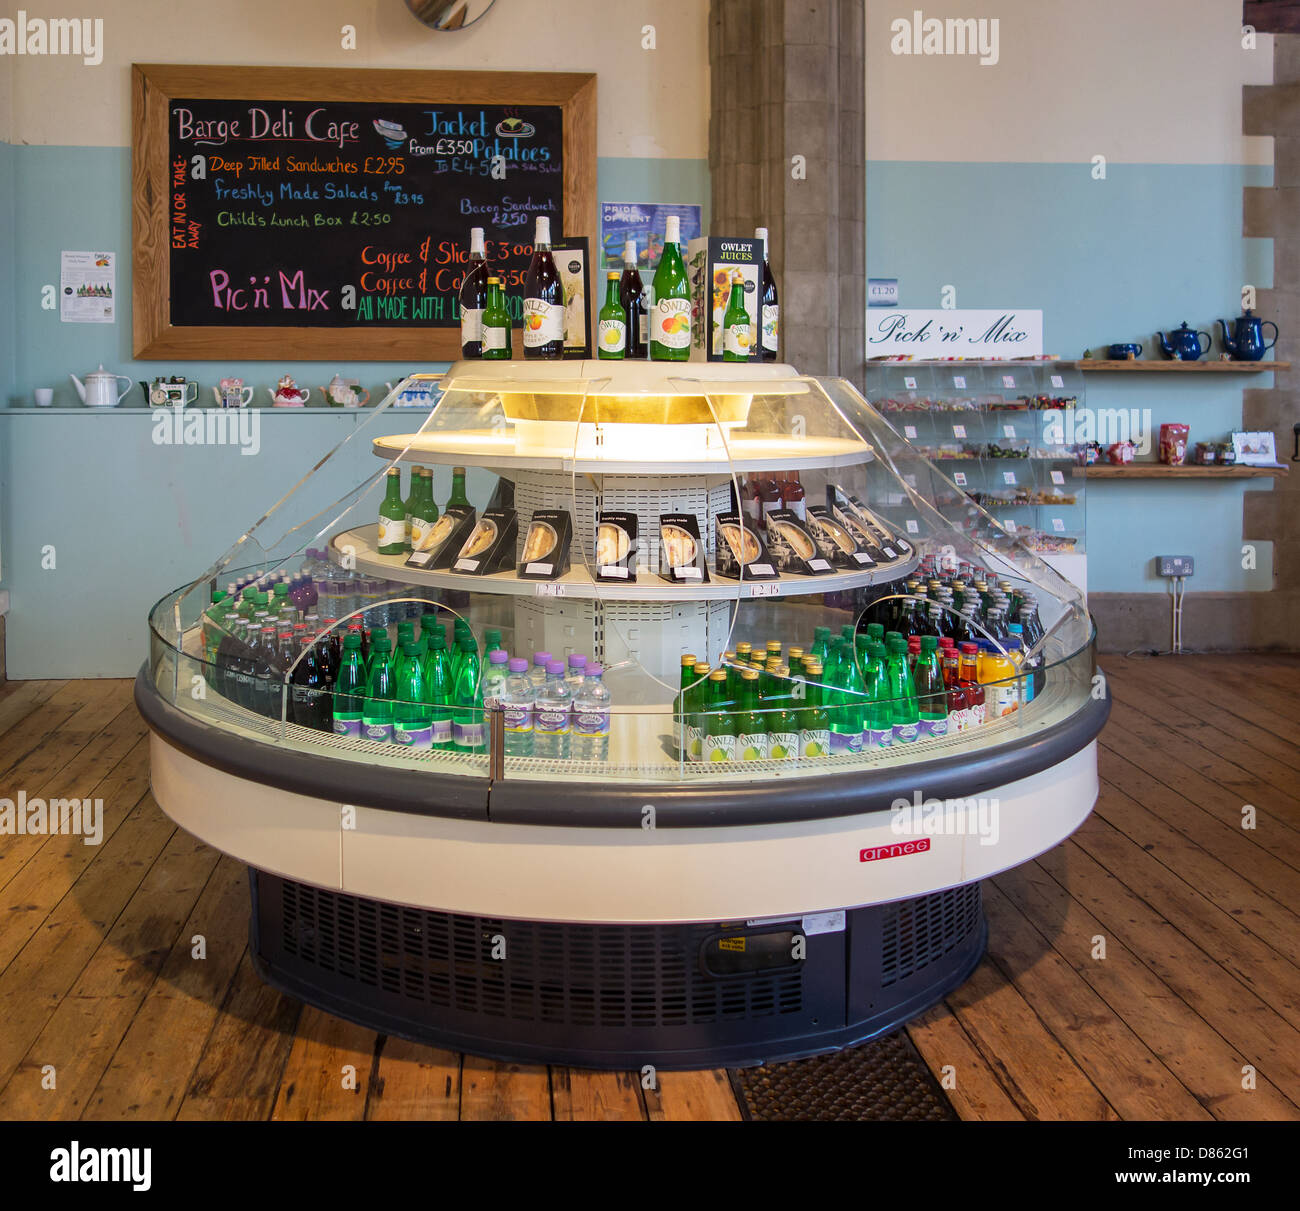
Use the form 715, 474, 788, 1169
1003, 519, 1018, 534
904, 474, 917, 487
1001, 374, 1015, 388
903, 376, 917, 390
953, 471, 968, 486
1003, 471, 1017, 484
454, 558, 480, 573
952, 375, 966, 389
806, 558, 832, 572
1003, 423, 1016, 438
1052, 518, 1065, 533
904, 425, 918, 439
1051, 470, 1065, 485
905, 520, 919, 534
535, 582, 567, 597
851, 551, 876, 566
952, 424, 967, 438
749, 582, 781, 597
1050, 374, 1064, 389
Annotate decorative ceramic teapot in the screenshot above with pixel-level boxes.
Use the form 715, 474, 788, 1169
322, 372, 369, 407
268, 374, 310, 407
1217, 309, 1279, 361
1155, 322, 1212, 361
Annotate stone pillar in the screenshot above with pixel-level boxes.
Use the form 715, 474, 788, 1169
710, 0, 865, 386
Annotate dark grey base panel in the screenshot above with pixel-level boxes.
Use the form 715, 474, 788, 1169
249, 870, 986, 1070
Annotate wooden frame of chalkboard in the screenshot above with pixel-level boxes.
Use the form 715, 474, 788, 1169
132, 63, 596, 361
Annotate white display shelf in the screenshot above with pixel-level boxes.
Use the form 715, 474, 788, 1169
371, 429, 872, 474
329, 524, 920, 602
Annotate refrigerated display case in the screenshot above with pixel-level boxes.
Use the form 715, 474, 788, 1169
865, 362, 1087, 592
135, 361, 1108, 1068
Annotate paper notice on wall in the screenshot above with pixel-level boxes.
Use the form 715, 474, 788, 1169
61, 251, 116, 323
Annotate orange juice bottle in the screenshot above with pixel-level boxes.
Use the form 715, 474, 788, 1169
977, 641, 1020, 720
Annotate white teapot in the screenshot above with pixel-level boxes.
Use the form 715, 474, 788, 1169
70, 364, 133, 408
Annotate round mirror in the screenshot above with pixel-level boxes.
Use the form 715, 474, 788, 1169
405, 0, 496, 30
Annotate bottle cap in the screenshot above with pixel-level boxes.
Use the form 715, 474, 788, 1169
547, 661, 565, 675
569, 654, 587, 667
535, 215, 551, 245
682, 653, 697, 666
402, 642, 421, 657
458, 636, 475, 651
489, 649, 509, 664
960, 641, 978, 653
623, 239, 637, 262
534, 651, 551, 665
920, 635, 938, 650
508, 658, 529, 673
344, 633, 361, 648
1008, 623, 1024, 634
693, 663, 710, 675
607, 270, 620, 280
742, 668, 760, 680
487, 275, 501, 285
587, 664, 603, 676
665, 214, 680, 244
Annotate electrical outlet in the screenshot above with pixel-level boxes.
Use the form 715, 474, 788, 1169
1156, 555, 1194, 577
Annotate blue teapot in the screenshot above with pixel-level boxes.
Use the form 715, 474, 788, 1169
1217, 309, 1278, 361
1156, 322, 1212, 361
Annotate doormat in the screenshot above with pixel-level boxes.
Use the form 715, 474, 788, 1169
731, 1029, 956, 1121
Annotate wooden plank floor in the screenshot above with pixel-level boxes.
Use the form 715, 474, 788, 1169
0, 656, 1297, 1121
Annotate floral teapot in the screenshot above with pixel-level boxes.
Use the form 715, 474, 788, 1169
268, 374, 310, 407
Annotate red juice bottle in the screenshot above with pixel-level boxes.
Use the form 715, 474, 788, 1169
959, 642, 985, 727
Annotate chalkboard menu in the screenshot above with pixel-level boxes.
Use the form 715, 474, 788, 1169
133, 65, 597, 361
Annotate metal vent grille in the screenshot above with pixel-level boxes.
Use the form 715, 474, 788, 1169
277, 880, 805, 1027
879, 883, 983, 988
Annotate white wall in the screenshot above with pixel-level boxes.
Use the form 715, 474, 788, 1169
866, 0, 1272, 164
7, 0, 709, 158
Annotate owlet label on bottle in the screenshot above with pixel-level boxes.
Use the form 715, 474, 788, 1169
597, 318, 626, 354
378, 514, 406, 547
768, 731, 798, 760
409, 516, 433, 549
738, 731, 768, 762
687, 723, 705, 761
706, 734, 736, 762
460, 308, 484, 344
522, 298, 564, 347
483, 325, 507, 352
800, 728, 829, 759
921, 717, 951, 740
762, 304, 779, 352
653, 298, 691, 349
724, 323, 750, 358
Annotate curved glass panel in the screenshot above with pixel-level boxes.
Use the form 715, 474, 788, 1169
146, 363, 1097, 790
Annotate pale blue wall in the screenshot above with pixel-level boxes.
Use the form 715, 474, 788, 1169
0, 148, 710, 677
867, 161, 1278, 595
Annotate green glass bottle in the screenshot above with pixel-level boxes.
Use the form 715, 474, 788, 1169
650, 214, 691, 361
408, 468, 439, 553
446, 465, 471, 512
764, 663, 798, 761
675, 653, 697, 755
481, 275, 513, 360
810, 625, 831, 668
451, 635, 484, 752
597, 270, 627, 359
685, 661, 711, 763
799, 661, 830, 759
721, 281, 752, 362
703, 669, 737, 762
736, 668, 768, 762
362, 631, 395, 742
421, 629, 454, 750
886, 635, 921, 744
378, 468, 408, 555
332, 632, 366, 736
393, 641, 433, 748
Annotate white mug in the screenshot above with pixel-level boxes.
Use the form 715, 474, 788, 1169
34, 387, 54, 407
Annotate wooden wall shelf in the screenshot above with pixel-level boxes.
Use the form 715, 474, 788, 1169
1056, 360, 1289, 372
1074, 464, 1290, 479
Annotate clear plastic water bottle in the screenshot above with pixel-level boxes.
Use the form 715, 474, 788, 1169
481, 649, 510, 710
565, 653, 587, 692
571, 663, 611, 762
533, 661, 572, 759
501, 657, 535, 757
529, 651, 552, 690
